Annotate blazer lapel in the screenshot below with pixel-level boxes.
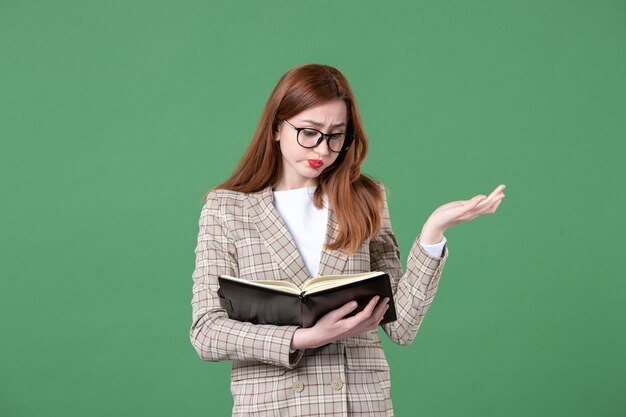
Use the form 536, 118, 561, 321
244, 186, 310, 286
317, 207, 349, 277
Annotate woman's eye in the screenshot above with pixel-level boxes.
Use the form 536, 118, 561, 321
302, 129, 319, 138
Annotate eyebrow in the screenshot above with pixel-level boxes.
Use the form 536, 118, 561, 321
299, 119, 346, 128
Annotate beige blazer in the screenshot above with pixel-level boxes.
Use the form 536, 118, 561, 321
190, 183, 448, 417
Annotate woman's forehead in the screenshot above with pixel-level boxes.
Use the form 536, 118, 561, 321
293, 100, 348, 126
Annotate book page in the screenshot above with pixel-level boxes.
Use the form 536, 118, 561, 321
220, 275, 302, 295
302, 271, 384, 294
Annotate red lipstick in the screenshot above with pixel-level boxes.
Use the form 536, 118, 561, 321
307, 159, 323, 169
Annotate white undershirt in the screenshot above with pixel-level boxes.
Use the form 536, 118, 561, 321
272, 186, 446, 278
273, 187, 328, 277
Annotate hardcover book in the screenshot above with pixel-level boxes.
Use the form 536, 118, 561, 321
217, 271, 397, 328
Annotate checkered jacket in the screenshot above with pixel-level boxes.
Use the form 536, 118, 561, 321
190, 183, 448, 416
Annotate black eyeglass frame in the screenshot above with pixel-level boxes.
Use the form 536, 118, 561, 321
282, 119, 355, 153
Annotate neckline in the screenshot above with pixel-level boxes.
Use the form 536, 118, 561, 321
272, 185, 317, 194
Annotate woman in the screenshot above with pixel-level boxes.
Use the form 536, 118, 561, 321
190, 64, 505, 416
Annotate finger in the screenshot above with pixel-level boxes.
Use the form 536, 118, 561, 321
368, 298, 390, 326
486, 193, 505, 208
345, 296, 379, 324
472, 194, 489, 207
489, 196, 505, 213
369, 305, 390, 330
479, 185, 506, 204
360, 296, 380, 318
379, 304, 390, 323
374, 303, 389, 324
476, 194, 505, 216
373, 297, 389, 318
328, 300, 359, 321
476, 194, 498, 208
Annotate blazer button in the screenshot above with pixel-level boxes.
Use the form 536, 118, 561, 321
330, 378, 343, 390
292, 381, 304, 392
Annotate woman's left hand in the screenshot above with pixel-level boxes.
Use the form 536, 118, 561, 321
419, 184, 506, 244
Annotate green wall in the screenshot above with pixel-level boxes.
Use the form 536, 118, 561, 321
1, 1, 625, 416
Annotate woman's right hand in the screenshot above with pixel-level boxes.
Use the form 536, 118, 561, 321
290, 296, 390, 350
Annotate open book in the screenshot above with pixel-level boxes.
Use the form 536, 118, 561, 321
217, 271, 396, 328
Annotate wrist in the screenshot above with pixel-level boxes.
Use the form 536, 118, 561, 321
291, 327, 315, 350
420, 220, 445, 245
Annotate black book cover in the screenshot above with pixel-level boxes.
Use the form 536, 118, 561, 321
217, 272, 397, 328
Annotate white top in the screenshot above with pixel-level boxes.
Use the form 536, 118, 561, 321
273, 186, 329, 277
272, 186, 446, 278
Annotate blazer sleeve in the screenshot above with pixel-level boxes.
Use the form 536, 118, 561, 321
369, 184, 449, 345
189, 194, 304, 368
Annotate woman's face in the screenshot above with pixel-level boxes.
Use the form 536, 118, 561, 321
274, 99, 348, 190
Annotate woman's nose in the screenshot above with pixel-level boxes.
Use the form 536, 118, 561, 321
314, 138, 331, 156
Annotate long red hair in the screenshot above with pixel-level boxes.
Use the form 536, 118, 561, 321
207, 64, 384, 255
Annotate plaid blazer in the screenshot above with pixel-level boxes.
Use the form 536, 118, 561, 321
190, 183, 448, 417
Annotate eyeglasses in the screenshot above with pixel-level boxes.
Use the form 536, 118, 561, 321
282, 120, 354, 153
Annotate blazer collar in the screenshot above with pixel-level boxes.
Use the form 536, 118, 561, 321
317, 206, 349, 278
244, 186, 348, 287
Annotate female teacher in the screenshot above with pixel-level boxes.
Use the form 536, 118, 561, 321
190, 63, 505, 416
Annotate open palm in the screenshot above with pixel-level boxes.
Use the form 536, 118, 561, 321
426, 184, 506, 232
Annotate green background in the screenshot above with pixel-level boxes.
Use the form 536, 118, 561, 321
1, 0, 624, 416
